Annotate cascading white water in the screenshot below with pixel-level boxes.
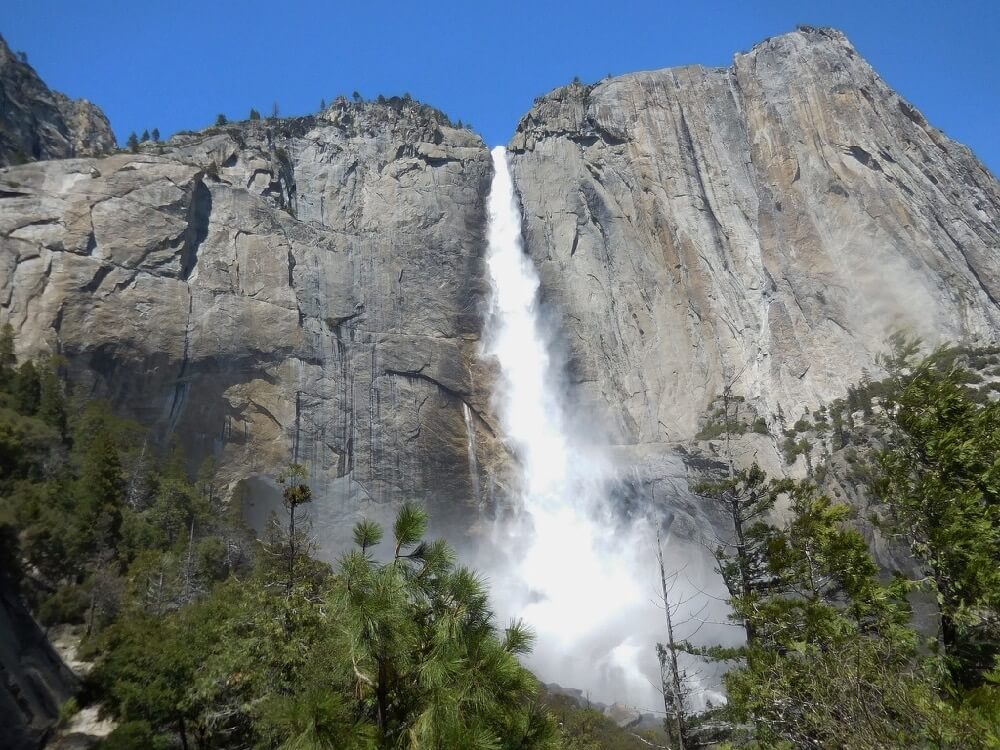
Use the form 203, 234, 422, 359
462, 403, 481, 507
483, 146, 669, 709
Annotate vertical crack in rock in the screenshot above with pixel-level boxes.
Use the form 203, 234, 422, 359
180, 177, 211, 280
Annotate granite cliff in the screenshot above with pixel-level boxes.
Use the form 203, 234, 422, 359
1, 99, 503, 545
0, 35, 115, 166
509, 26, 999, 494
2, 23, 1000, 744
1, 24, 997, 533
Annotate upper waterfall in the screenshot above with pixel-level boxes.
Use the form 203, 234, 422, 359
483, 146, 670, 710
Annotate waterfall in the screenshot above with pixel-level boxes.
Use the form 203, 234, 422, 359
462, 402, 481, 507
482, 146, 667, 710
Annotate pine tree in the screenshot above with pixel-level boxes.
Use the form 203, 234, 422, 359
151, 127, 160, 143
37, 356, 67, 439
215, 113, 227, 126
249, 108, 261, 121
877, 357, 1000, 689
716, 479, 986, 748
127, 131, 139, 153
13, 360, 41, 414
76, 424, 124, 552
695, 463, 777, 644
0, 322, 16, 388
278, 463, 312, 592
140, 129, 150, 142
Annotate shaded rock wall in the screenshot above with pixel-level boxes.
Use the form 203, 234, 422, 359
0, 582, 78, 750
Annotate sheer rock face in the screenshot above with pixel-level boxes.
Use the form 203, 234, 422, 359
0, 100, 503, 540
0, 34, 116, 165
509, 26, 1000, 458
3, 27, 1000, 539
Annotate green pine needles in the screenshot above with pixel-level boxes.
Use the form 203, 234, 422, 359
93, 503, 559, 749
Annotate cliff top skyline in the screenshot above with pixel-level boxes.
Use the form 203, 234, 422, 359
4, 0, 998, 173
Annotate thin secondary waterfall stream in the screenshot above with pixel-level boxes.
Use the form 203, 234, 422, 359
483, 146, 667, 711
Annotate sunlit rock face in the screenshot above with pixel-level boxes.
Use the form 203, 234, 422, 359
0, 34, 115, 165
3, 22, 1000, 722
0, 101, 504, 540
3, 26, 1000, 544
509, 25, 1000, 452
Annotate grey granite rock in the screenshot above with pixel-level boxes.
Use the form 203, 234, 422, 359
0, 34, 116, 166
508, 27, 1000, 502
0, 98, 503, 548
3, 26, 1000, 548
0, 581, 78, 750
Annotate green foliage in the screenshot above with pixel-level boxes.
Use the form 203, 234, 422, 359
695, 463, 777, 643
151, 127, 160, 142
215, 113, 227, 126
791, 417, 812, 433
99, 721, 171, 750
706, 338, 1000, 747
13, 360, 40, 414
717, 481, 984, 747
876, 358, 1000, 689
781, 435, 811, 464
0, 323, 15, 373
74, 415, 125, 556
541, 692, 661, 749
696, 418, 746, 441
37, 356, 67, 437
249, 107, 261, 120
91, 506, 559, 749
353, 518, 384, 552
38, 584, 90, 625
58, 696, 79, 728
126, 131, 139, 153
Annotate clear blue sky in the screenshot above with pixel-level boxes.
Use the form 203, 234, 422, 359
4, 0, 998, 173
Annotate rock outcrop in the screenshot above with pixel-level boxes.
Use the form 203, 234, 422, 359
2, 28, 1000, 738
0, 581, 79, 750
2, 26, 999, 540
509, 26, 1000, 454
0, 99, 502, 544
0, 34, 115, 166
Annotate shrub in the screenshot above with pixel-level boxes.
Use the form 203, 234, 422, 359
58, 697, 79, 728
100, 721, 170, 750
38, 584, 90, 626
793, 417, 813, 433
